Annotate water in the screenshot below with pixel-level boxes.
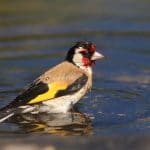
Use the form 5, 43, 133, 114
0, 0, 150, 136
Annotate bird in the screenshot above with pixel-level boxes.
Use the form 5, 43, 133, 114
0, 41, 104, 123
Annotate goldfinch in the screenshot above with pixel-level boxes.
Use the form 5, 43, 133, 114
0, 41, 104, 123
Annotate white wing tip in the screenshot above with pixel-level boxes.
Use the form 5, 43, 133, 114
0, 113, 14, 123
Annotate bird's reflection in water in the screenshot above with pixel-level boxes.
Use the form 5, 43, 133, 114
10, 112, 93, 136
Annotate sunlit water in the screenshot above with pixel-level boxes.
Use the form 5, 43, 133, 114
0, 0, 150, 136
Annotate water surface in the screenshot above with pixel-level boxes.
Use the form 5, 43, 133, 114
0, 0, 150, 136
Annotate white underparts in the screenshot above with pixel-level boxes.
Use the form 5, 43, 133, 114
39, 84, 88, 113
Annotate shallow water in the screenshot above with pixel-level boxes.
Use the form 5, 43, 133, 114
0, 0, 150, 136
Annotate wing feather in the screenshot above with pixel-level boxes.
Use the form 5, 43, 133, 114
5, 74, 88, 108
28, 81, 68, 104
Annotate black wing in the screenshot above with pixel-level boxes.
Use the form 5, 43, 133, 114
55, 74, 88, 97
2, 74, 88, 109
3, 80, 49, 109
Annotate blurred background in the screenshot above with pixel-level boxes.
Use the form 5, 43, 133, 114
0, 0, 150, 136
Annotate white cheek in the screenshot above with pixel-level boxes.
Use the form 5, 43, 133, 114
73, 53, 83, 65
73, 53, 93, 74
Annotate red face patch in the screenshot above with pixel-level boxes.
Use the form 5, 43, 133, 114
90, 44, 96, 53
91, 60, 95, 66
82, 57, 90, 67
82, 57, 95, 67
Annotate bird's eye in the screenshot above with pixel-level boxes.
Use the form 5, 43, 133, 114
79, 49, 88, 54
80, 51, 87, 55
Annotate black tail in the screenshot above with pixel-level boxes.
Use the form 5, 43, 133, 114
0, 107, 16, 123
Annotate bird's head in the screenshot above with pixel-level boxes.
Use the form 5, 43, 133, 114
66, 41, 104, 68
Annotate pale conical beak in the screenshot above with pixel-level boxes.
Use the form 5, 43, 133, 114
91, 51, 104, 60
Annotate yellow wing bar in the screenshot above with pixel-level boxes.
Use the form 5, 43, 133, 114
28, 82, 68, 104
